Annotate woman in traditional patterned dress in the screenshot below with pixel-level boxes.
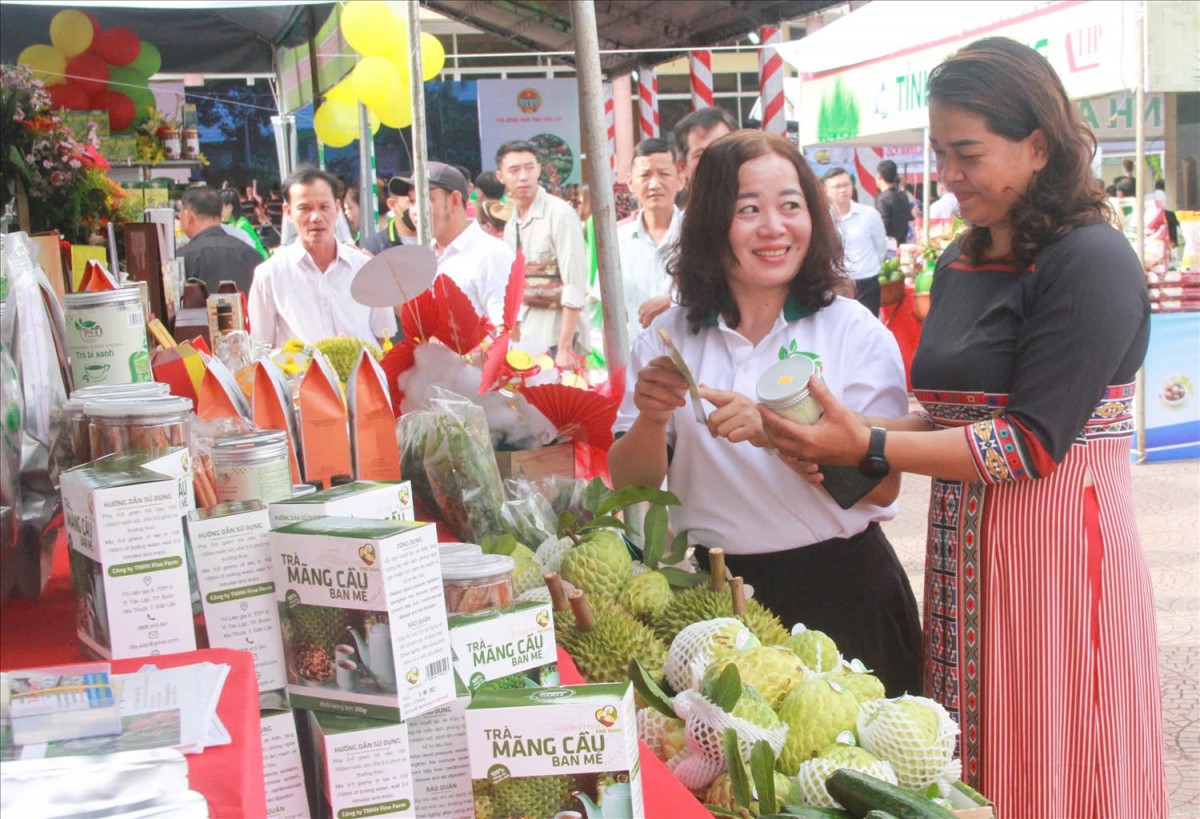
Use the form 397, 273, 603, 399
759, 38, 1166, 817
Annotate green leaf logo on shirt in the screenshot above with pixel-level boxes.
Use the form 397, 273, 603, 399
778, 340, 822, 368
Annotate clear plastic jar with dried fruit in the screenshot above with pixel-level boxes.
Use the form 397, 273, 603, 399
441, 553, 515, 613
65, 383, 170, 466
86, 395, 193, 459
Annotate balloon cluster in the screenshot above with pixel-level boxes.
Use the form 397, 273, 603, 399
314, 0, 446, 148
17, 9, 160, 134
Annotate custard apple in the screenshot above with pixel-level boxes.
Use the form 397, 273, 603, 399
700, 646, 806, 710
775, 678, 861, 775
856, 695, 960, 790
782, 625, 840, 673
704, 770, 800, 819
794, 744, 897, 808
618, 569, 672, 621
831, 669, 887, 705
665, 618, 760, 694
559, 530, 632, 602
637, 707, 687, 764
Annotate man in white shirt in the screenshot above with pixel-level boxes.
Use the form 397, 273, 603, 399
823, 167, 887, 316
672, 106, 738, 207
617, 138, 683, 345
248, 167, 396, 348
402, 162, 513, 327
498, 139, 589, 367
927, 190, 959, 220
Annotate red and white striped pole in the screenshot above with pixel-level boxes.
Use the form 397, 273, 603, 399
689, 50, 713, 110
759, 26, 786, 135
603, 81, 616, 171
637, 66, 659, 139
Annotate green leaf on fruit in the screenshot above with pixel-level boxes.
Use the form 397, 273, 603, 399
750, 740, 778, 814
723, 728, 752, 809
703, 663, 743, 712
628, 658, 675, 718
581, 477, 610, 515
595, 484, 679, 516
642, 504, 668, 568
660, 566, 709, 589
664, 530, 690, 566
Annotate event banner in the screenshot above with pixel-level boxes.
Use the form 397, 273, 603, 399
1139, 312, 1200, 463
477, 79, 581, 185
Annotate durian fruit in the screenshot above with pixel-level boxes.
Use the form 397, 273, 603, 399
652, 570, 788, 647
567, 589, 668, 687
782, 625, 841, 674
700, 646, 807, 711
618, 569, 672, 622
288, 604, 352, 657
545, 572, 579, 654
313, 336, 381, 383
559, 529, 632, 602
492, 773, 577, 819
775, 678, 861, 775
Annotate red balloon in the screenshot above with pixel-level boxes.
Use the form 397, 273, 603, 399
82, 10, 102, 39
92, 28, 141, 67
99, 90, 136, 132
66, 52, 109, 94
47, 82, 91, 111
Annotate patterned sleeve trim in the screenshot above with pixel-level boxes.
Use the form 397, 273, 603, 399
909, 410, 936, 430
965, 414, 1057, 483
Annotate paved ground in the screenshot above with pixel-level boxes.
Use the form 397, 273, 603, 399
883, 457, 1200, 817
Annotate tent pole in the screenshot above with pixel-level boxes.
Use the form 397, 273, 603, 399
569, 0, 628, 376
1133, 0, 1147, 464
405, 0, 431, 246
358, 102, 378, 240
922, 127, 931, 248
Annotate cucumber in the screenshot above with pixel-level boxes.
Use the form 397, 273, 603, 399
824, 769, 957, 819
948, 779, 992, 808
777, 807, 852, 818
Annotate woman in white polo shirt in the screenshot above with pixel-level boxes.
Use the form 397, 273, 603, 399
608, 130, 920, 696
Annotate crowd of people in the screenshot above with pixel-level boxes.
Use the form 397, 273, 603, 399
168, 35, 1169, 818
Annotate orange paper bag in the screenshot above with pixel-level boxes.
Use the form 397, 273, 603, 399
151, 341, 207, 403
252, 357, 303, 483
197, 355, 252, 421
298, 349, 352, 489
346, 348, 402, 481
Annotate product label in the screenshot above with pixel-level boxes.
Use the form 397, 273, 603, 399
62, 474, 195, 659
407, 694, 473, 817
260, 711, 311, 819
65, 299, 150, 386
448, 604, 556, 691
187, 507, 287, 692
267, 482, 414, 528
314, 716, 414, 817
214, 459, 293, 506
271, 523, 453, 721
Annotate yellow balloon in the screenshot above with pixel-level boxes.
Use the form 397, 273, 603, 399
49, 9, 94, 59
18, 44, 67, 85
369, 82, 412, 130
351, 56, 400, 111
340, 0, 399, 57
326, 79, 356, 105
368, 109, 381, 135
313, 99, 357, 148
420, 33, 445, 81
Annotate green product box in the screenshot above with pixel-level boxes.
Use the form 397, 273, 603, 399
308, 710, 414, 818
448, 601, 559, 694
268, 480, 414, 528
260, 707, 311, 819
465, 683, 643, 819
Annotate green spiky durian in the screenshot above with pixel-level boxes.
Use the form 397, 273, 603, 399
492, 774, 578, 819
618, 569, 672, 622
568, 597, 668, 686
312, 337, 381, 383
652, 585, 788, 646
559, 530, 632, 602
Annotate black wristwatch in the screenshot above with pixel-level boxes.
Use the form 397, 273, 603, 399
859, 427, 890, 478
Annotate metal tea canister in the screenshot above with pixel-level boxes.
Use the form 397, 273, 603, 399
64, 287, 152, 387
211, 430, 293, 505
756, 355, 823, 426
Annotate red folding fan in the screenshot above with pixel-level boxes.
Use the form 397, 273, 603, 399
519, 383, 618, 451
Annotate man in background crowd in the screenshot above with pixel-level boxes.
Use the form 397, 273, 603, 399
618, 138, 684, 342
874, 159, 912, 246
823, 167, 887, 316
672, 106, 737, 206
179, 186, 263, 294
360, 176, 418, 255
402, 162, 513, 327
249, 167, 396, 348
497, 139, 589, 367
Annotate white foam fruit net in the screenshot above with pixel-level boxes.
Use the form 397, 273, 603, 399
856, 695, 961, 790
636, 707, 686, 763
668, 689, 789, 793
534, 534, 572, 574
794, 755, 898, 808
515, 585, 552, 604
664, 618, 758, 695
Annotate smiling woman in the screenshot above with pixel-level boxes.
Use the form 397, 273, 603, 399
609, 131, 923, 697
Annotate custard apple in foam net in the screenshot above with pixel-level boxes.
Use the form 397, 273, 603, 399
775, 678, 861, 776
705, 770, 802, 819
665, 618, 760, 694
794, 744, 898, 808
516, 585, 553, 604
782, 624, 841, 673
830, 669, 887, 705
637, 707, 688, 764
856, 695, 961, 790
700, 646, 806, 709
534, 534, 573, 574
669, 686, 788, 793
508, 543, 546, 597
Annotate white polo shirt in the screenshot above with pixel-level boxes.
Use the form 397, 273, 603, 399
614, 297, 907, 553
617, 206, 682, 346
832, 201, 887, 282
248, 240, 397, 348
436, 220, 514, 328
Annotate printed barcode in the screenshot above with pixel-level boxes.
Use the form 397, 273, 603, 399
128, 311, 144, 328
426, 658, 450, 678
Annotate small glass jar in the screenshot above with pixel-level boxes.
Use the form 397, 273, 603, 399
66, 383, 170, 465
439, 542, 484, 560
756, 356, 823, 426
211, 430, 292, 505
441, 553, 515, 614
86, 395, 193, 459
